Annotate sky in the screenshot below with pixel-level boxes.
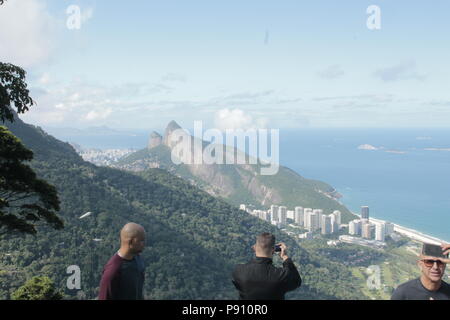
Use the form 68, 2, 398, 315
1, 0, 450, 130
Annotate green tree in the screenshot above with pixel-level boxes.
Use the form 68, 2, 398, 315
12, 276, 63, 300
0, 62, 35, 123
0, 126, 63, 234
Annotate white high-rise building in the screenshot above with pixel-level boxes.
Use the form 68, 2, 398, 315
294, 207, 304, 225
332, 210, 342, 225
321, 215, 332, 235
313, 209, 323, 223
349, 219, 362, 236
271, 205, 279, 222
307, 212, 320, 232
287, 210, 294, 220
329, 214, 339, 233
362, 222, 374, 239
375, 222, 386, 242
303, 208, 313, 228
278, 206, 287, 225
259, 211, 270, 222
385, 222, 395, 236
240, 204, 246, 211
270, 204, 278, 221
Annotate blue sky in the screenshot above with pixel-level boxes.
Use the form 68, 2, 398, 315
1, 0, 450, 130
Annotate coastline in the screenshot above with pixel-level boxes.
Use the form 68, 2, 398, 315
351, 212, 449, 245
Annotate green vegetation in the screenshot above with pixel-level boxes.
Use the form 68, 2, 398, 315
0, 116, 366, 300
258, 167, 354, 223
300, 236, 426, 300
12, 276, 63, 300
0, 126, 63, 234
0, 62, 35, 123
117, 143, 356, 222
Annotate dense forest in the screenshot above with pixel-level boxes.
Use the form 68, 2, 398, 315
0, 116, 366, 300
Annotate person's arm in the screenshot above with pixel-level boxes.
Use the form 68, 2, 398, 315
441, 243, 450, 264
276, 243, 302, 292
98, 260, 121, 300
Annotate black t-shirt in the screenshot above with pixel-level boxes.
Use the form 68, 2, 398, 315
391, 278, 450, 300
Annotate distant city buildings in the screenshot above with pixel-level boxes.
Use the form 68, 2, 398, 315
361, 222, 374, 239
238, 202, 402, 250
287, 210, 294, 220
279, 206, 287, 226
349, 220, 362, 236
74, 146, 137, 166
385, 222, 394, 236
321, 215, 332, 235
375, 222, 386, 242
361, 206, 370, 221
294, 207, 304, 225
339, 235, 386, 249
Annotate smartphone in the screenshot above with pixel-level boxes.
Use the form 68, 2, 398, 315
422, 243, 448, 258
274, 245, 281, 252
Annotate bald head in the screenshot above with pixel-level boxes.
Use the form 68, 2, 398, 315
120, 222, 146, 255
121, 222, 144, 241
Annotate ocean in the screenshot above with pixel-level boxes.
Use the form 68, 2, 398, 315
48, 127, 450, 242
280, 128, 450, 242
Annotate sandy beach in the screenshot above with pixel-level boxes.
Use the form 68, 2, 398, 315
352, 212, 449, 245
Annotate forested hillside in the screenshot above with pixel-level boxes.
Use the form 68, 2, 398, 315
0, 116, 365, 300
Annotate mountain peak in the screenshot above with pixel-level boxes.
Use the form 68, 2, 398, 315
150, 131, 162, 138
166, 120, 182, 131
163, 120, 185, 147
148, 131, 163, 149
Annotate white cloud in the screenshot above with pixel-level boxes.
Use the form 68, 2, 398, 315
214, 108, 268, 131
0, 0, 56, 68
85, 108, 113, 121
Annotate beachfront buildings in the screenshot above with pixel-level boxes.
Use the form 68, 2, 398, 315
349, 219, 362, 236
240, 202, 343, 240
361, 206, 369, 220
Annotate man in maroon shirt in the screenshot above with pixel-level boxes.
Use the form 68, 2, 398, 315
98, 222, 146, 300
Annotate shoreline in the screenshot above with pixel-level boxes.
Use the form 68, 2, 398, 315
351, 212, 449, 245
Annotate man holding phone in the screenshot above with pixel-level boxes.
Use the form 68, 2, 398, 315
231, 232, 302, 300
391, 243, 450, 300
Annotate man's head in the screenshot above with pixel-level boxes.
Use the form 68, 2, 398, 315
120, 222, 146, 255
253, 232, 276, 257
418, 243, 448, 283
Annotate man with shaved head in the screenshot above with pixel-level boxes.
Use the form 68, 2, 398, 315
231, 232, 301, 300
98, 222, 146, 300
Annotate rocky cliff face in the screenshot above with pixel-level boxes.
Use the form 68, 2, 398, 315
120, 121, 354, 221
148, 131, 162, 149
